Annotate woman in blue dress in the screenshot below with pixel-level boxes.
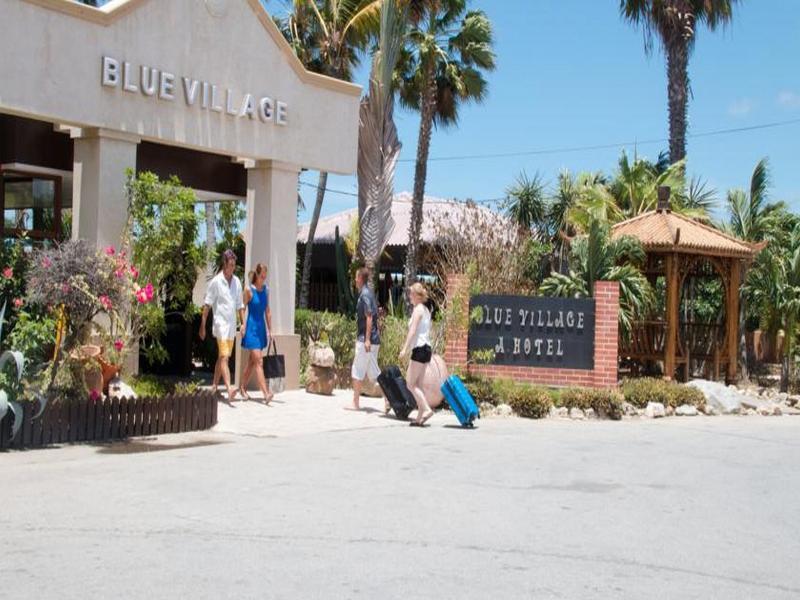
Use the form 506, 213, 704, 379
240, 263, 273, 402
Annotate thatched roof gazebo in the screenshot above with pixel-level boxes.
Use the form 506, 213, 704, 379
612, 188, 761, 383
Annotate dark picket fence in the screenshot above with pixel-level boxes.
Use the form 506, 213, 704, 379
0, 392, 218, 450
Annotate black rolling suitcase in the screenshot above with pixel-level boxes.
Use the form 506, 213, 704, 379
377, 365, 417, 420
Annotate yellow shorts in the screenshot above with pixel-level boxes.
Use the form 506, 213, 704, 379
216, 338, 235, 358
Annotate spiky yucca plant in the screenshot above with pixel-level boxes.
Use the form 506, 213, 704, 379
540, 219, 653, 341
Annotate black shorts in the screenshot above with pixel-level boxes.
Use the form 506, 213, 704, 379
411, 344, 432, 364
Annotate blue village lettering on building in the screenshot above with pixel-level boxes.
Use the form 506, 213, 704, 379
468, 294, 596, 370
100, 56, 289, 125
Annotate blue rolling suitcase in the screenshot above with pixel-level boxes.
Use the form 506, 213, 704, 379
441, 375, 479, 428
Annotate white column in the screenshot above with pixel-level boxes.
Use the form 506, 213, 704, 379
238, 160, 301, 390
71, 128, 140, 247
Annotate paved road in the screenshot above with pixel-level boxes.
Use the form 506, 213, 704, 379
3, 413, 799, 599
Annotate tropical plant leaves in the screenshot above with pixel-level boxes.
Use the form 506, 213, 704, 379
356, 0, 405, 269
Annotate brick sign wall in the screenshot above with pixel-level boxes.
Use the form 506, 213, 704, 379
444, 275, 619, 388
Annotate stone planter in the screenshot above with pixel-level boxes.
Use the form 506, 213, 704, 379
306, 365, 335, 395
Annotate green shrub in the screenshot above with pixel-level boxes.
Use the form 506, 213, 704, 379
130, 375, 172, 397
295, 310, 356, 371
492, 379, 552, 419
378, 315, 407, 370
173, 380, 200, 395
557, 387, 624, 420
327, 315, 356, 368
130, 376, 201, 397
6, 309, 56, 369
463, 376, 496, 406
622, 378, 705, 409
667, 383, 706, 409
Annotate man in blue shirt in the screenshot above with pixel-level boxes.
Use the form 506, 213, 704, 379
351, 267, 381, 410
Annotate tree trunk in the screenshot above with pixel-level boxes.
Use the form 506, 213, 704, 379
781, 319, 794, 393
738, 294, 750, 384
299, 171, 328, 310
205, 202, 216, 279
666, 37, 690, 164
404, 60, 437, 308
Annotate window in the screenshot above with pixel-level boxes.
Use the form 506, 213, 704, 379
0, 168, 63, 241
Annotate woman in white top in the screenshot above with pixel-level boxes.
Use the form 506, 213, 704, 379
399, 282, 434, 426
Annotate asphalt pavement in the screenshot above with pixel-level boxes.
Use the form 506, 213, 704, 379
3, 403, 799, 599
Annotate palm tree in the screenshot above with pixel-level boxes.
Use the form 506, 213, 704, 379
396, 0, 495, 297
609, 152, 687, 216
549, 171, 606, 272
540, 219, 654, 341
357, 0, 407, 276
620, 0, 739, 163
757, 224, 800, 391
567, 152, 711, 232
725, 158, 782, 382
504, 171, 547, 240
278, 0, 381, 309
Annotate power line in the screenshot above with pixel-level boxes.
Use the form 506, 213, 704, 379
298, 180, 504, 205
300, 116, 800, 206
396, 117, 800, 163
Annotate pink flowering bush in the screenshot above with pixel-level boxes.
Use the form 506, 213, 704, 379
26, 240, 157, 390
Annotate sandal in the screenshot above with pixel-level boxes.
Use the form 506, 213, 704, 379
409, 421, 426, 427
238, 388, 250, 401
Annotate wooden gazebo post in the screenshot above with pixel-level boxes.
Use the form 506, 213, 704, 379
664, 252, 679, 380
727, 261, 740, 382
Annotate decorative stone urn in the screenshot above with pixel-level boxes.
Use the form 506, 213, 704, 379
306, 341, 336, 395
306, 365, 336, 395
421, 354, 449, 408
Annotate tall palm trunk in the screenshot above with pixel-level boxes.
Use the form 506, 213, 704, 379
780, 318, 793, 393
666, 37, 689, 163
404, 60, 436, 303
738, 278, 750, 383
299, 171, 328, 309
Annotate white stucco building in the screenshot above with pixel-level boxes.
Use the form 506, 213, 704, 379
0, 0, 361, 388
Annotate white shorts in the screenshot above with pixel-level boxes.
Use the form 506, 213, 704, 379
351, 341, 380, 381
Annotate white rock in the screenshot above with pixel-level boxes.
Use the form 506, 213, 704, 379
665, 405, 675, 417
772, 405, 783, 416
686, 380, 742, 414
108, 377, 136, 400
675, 404, 699, 416
584, 408, 597, 420
645, 402, 666, 418
743, 408, 757, 416
569, 407, 585, 420
700, 404, 718, 416
480, 402, 495, 416
495, 403, 513, 418
622, 402, 637, 416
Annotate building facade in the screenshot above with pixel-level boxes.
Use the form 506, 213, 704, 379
0, 0, 361, 388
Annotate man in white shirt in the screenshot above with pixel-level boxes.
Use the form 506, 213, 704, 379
200, 249, 244, 402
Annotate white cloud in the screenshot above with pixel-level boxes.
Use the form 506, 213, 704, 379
727, 98, 754, 117
777, 90, 800, 109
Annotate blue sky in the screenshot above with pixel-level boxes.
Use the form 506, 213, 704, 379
270, 0, 800, 224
